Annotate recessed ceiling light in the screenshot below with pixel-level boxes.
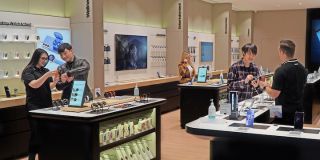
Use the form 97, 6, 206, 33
298, 2, 302, 6
276, 4, 281, 7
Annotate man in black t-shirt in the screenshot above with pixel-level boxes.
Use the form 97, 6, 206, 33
259, 40, 308, 125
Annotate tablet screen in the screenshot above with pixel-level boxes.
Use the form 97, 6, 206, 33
197, 67, 207, 83
68, 80, 86, 107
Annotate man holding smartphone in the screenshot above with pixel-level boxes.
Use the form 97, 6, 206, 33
56, 43, 93, 100
227, 43, 261, 102
259, 40, 308, 125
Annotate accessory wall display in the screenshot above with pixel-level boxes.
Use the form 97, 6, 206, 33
231, 37, 240, 64
0, 29, 37, 97
150, 35, 167, 68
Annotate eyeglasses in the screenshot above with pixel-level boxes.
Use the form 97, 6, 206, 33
40, 57, 48, 60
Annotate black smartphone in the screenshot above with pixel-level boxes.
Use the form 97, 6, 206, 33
4, 86, 11, 98
294, 112, 304, 130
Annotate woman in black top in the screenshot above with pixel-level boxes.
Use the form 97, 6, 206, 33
21, 48, 59, 160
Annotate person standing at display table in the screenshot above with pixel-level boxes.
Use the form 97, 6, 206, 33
21, 48, 59, 160
178, 51, 196, 84
227, 43, 261, 102
56, 43, 93, 100
259, 40, 308, 125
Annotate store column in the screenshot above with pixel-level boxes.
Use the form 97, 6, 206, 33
212, 3, 232, 70
66, 0, 104, 97
163, 0, 189, 75
236, 11, 254, 48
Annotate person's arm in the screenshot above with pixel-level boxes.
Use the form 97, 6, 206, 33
264, 85, 281, 98
67, 59, 90, 77
27, 71, 53, 89
56, 80, 72, 91
55, 67, 71, 90
259, 69, 283, 99
178, 64, 188, 77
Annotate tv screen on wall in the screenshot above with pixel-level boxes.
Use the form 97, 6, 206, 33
200, 42, 213, 62
115, 34, 147, 71
311, 19, 320, 64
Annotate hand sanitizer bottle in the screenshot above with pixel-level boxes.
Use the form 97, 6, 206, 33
134, 83, 139, 96
208, 99, 216, 120
219, 72, 224, 84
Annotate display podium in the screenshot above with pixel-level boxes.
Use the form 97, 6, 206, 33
30, 97, 165, 160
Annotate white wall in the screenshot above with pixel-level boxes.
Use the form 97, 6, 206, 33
104, 23, 166, 83
103, 0, 163, 28
0, 0, 66, 17
253, 10, 306, 71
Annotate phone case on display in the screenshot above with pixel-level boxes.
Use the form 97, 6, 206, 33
125, 146, 134, 160
4, 86, 11, 98
107, 130, 112, 143
142, 140, 154, 159
111, 128, 117, 142
129, 122, 134, 135
102, 154, 110, 160
117, 124, 124, 139
116, 148, 124, 160
132, 154, 139, 160
137, 141, 151, 160
134, 125, 139, 134
148, 118, 153, 128
132, 143, 144, 160
99, 131, 104, 144
120, 147, 129, 160
103, 129, 108, 145
115, 128, 120, 141
123, 123, 129, 138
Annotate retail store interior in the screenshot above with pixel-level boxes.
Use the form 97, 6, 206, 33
0, 0, 320, 160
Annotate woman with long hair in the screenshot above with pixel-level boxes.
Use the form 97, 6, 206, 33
21, 48, 59, 160
178, 51, 195, 83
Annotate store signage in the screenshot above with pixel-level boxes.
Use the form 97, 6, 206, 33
178, 3, 182, 30
0, 21, 31, 27
86, 0, 90, 18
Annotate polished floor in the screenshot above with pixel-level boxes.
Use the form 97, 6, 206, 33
161, 110, 211, 160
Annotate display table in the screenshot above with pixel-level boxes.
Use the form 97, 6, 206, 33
178, 79, 228, 128
30, 98, 166, 160
186, 98, 320, 160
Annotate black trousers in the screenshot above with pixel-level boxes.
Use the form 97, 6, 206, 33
27, 115, 41, 159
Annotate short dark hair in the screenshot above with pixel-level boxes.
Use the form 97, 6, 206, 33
279, 40, 295, 58
58, 43, 72, 54
241, 43, 257, 55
